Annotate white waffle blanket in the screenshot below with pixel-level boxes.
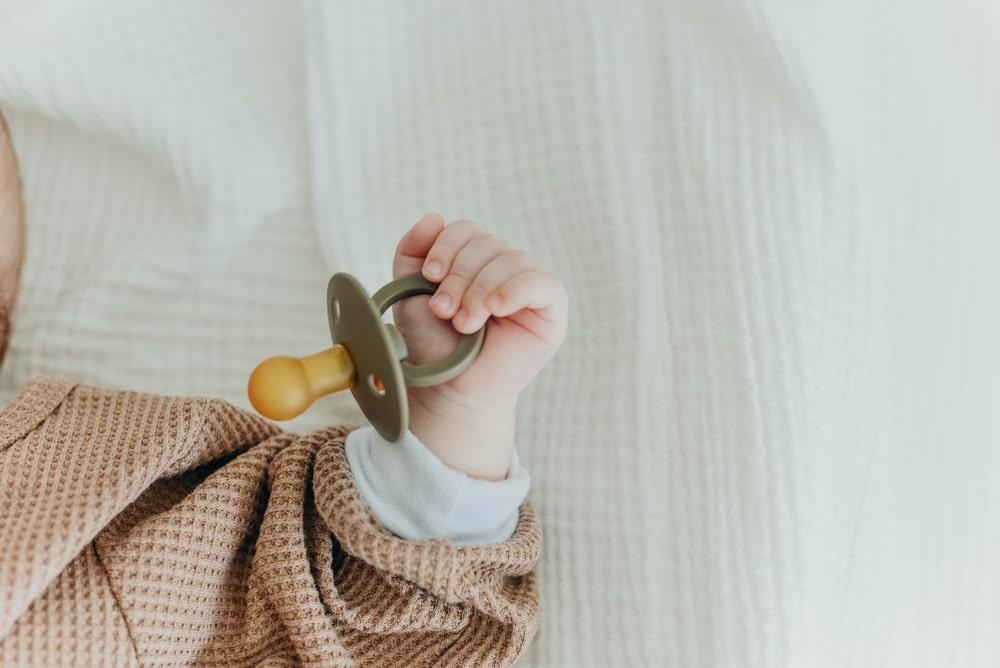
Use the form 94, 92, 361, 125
1, 1, 998, 665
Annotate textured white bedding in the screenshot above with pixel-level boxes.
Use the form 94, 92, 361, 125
1, 1, 999, 665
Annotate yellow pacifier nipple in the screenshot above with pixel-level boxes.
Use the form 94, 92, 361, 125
248, 345, 356, 421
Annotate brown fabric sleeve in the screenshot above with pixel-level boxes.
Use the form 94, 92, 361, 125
0, 380, 277, 637
312, 436, 542, 667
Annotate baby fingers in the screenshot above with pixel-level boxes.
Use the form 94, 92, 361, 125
416, 219, 566, 337
452, 250, 538, 333
483, 270, 568, 331
425, 226, 508, 319
420, 219, 481, 284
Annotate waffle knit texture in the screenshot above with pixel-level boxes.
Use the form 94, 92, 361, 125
0, 379, 541, 667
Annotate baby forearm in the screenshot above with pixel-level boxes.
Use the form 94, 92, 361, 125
407, 385, 516, 481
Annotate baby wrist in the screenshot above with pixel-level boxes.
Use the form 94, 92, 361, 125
406, 387, 516, 481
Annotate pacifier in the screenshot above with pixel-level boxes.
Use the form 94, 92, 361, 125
247, 272, 485, 441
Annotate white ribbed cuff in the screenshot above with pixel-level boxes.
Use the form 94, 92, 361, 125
344, 426, 529, 546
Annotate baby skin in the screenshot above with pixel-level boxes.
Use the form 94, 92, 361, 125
0, 110, 566, 667
394, 213, 568, 481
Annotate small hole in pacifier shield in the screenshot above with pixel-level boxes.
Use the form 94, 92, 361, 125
330, 298, 341, 323
367, 374, 386, 398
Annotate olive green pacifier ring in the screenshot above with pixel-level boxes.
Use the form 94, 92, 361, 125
248, 272, 485, 442
369, 274, 485, 387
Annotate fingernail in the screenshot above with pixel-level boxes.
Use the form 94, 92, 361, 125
486, 294, 503, 311
455, 307, 468, 326
431, 292, 451, 310
424, 259, 443, 278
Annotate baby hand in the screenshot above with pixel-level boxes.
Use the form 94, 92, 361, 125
392, 213, 568, 480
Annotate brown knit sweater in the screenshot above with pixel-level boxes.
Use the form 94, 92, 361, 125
0, 379, 540, 666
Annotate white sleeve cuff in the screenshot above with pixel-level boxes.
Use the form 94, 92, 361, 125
344, 426, 529, 546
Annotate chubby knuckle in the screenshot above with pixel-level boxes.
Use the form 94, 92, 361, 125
501, 281, 522, 301
476, 232, 505, 249
547, 272, 569, 296
447, 262, 472, 281
504, 249, 535, 268
538, 268, 559, 284
448, 219, 478, 234
429, 239, 454, 259
464, 282, 488, 301
441, 274, 467, 292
